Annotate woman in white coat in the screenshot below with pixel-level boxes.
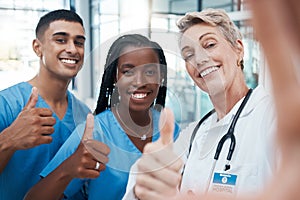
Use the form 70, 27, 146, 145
125, 8, 277, 200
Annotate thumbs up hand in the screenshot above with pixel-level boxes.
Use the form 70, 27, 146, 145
134, 108, 183, 200
64, 113, 110, 179
2, 87, 56, 151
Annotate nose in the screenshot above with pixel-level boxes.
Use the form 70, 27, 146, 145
132, 71, 146, 87
65, 41, 78, 54
195, 46, 209, 67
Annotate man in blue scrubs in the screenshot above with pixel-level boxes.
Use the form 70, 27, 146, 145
0, 9, 90, 200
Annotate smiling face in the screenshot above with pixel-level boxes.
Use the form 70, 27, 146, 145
33, 20, 85, 81
180, 23, 244, 96
116, 46, 161, 112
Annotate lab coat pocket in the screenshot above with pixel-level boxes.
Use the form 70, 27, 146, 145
229, 164, 259, 194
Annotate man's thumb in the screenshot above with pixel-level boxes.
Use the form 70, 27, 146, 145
82, 113, 94, 141
25, 87, 38, 110
159, 108, 175, 146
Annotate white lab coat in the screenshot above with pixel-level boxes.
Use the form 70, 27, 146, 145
122, 85, 277, 199
180, 85, 277, 197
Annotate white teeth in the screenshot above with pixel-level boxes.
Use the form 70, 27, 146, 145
131, 93, 147, 99
61, 59, 76, 64
200, 66, 219, 77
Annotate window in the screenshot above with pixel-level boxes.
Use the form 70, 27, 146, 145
0, 0, 69, 90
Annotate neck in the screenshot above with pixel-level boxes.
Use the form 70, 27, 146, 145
117, 104, 151, 126
28, 74, 69, 103
210, 85, 249, 120
28, 74, 70, 119
114, 105, 152, 140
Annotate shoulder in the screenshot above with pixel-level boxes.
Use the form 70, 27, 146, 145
67, 91, 91, 113
95, 109, 113, 119
250, 85, 276, 121
94, 109, 115, 127
0, 82, 31, 99
0, 82, 32, 129
251, 85, 274, 107
0, 82, 32, 110
239, 85, 275, 123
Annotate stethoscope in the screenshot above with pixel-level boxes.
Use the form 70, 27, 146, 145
182, 88, 253, 193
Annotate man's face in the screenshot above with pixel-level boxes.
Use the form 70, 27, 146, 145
35, 20, 85, 81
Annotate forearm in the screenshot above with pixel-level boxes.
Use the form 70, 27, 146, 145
24, 163, 73, 200
0, 128, 16, 173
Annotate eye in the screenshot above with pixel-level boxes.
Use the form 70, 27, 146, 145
145, 69, 156, 76
75, 40, 85, 47
56, 38, 66, 43
183, 52, 194, 61
204, 41, 216, 49
123, 69, 134, 76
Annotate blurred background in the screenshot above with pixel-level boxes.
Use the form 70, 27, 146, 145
0, 0, 270, 128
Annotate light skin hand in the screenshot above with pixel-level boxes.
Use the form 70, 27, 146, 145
0, 87, 56, 173
24, 113, 110, 200
134, 108, 183, 200
249, 0, 300, 200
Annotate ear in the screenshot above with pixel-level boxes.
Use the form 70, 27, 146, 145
235, 39, 244, 61
32, 39, 42, 57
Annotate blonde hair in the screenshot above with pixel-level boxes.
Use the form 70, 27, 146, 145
176, 8, 242, 48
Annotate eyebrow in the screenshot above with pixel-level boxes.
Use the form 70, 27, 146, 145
199, 32, 216, 41
52, 32, 86, 40
181, 32, 216, 52
120, 63, 135, 68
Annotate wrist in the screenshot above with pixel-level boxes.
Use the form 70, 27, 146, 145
0, 128, 17, 153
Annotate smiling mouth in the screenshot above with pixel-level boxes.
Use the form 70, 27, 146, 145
60, 58, 78, 64
200, 66, 220, 78
131, 92, 149, 99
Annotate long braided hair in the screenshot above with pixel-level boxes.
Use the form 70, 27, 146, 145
94, 34, 168, 115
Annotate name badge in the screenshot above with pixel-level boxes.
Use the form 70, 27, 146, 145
211, 172, 237, 195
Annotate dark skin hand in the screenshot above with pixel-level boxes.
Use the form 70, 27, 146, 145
24, 113, 110, 200
0, 87, 56, 173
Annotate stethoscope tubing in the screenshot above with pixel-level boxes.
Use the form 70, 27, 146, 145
213, 89, 253, 163
182, 88, 253, 192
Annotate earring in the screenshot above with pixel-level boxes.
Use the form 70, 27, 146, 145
237, 60, 241, 67
160, 78, 165, 86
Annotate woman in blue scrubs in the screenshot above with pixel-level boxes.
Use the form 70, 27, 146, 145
24, 34, 180, 200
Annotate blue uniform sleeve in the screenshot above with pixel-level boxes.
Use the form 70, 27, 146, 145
0, 94, 23, 131
40, 123, 86, 198
173, 122, 181, 141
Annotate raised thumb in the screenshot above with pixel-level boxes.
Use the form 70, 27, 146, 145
159, 107, 175, 146
82, 113, 94, 141
24, 87, 38, 110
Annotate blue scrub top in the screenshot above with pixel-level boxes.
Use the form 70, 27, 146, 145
0, 82, 90, 200
41, 109, 180, 200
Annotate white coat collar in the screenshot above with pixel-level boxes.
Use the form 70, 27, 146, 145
210, 85, 269, 127
194, 85, 270, 159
